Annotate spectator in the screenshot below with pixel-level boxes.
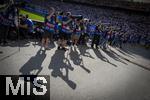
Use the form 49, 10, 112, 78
19, 14, 28, 39
42, 7, 55, 50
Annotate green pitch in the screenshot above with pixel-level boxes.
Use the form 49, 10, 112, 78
19, 9, 44, 22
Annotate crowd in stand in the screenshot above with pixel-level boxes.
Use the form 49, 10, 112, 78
0, 0, 150, 50
24, 4, 48, 15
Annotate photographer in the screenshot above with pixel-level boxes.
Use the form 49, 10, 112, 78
0, 0, 19, 44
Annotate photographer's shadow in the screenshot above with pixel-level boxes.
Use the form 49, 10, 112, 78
19, 48, 46, 75
70, 46, 91, 73
93, 48, 118, 67
49, 50, 76, 90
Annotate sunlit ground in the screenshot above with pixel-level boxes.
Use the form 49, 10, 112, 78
0, 40, 150, 100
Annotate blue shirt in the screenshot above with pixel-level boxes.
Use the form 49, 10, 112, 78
26, 19, 34, 32
57, 15, 62, 22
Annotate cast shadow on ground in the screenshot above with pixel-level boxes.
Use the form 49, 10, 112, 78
102, 48, 128, 65
70, 46, 91, 73
110, 48, 150, 71
0, 39, 31, 47
116, 48, 135, 59
93, 48, 118, 67
78, 45, 95, 59
48, 50, 76, 90
19, 48, 46, 75
121, 45, 150, 59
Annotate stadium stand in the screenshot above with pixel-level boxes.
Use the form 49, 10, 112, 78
2, 0, 150, 48
62, 0, 150, 12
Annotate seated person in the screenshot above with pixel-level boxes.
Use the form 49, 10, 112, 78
19, 15, 28, 39
25, 14, 34, 38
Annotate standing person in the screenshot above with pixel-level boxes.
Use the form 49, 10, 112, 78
111, 32, 118, 47
101, 27, 110, 49
78, 19, 87, 45
118, 32, 123, 48
63, 12, 73, 46
42, 7, 55, 50
62, 24, 73, 46
91, 25, 101, 49
0, 0, 18, 44
71, 19, 81, 46
57, 12, 68, 51
115, 32, 123, 48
